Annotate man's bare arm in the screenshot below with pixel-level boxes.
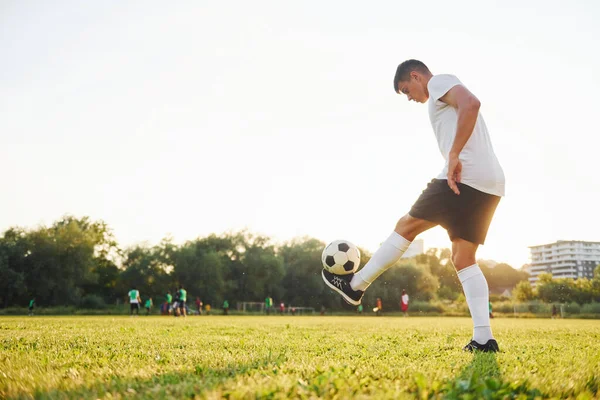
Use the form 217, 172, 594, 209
439, 85, 481, 194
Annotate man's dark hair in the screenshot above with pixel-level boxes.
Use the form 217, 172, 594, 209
393, 59, 430, 93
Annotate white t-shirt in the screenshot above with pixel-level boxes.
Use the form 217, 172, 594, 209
427, 74, 505, 197
128, 289, 139, 304
401, 294, 409, 304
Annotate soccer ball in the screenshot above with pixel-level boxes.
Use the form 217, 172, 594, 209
321, 240, 361, 275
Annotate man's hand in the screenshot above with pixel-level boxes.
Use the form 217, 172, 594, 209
447, 154, 462, 195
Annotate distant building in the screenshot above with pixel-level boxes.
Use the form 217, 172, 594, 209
402, 239, 424, 258
528, 240, 600, 286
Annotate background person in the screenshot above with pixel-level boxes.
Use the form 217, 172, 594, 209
401, 289, 409, 317
145, 297, 153, 315
265, 296, 273, 315
165, 292, 173, 315
128, 287, 141, 316
28, 298, 35, 316
178, 285, 187, 317
196, 297, 203, 315
223, 299, 229, 315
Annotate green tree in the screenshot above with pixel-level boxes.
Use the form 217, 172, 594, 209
280, 237, 327, 309
481, 263, 529, 292
513, 280, 536, 302
536, 274, 576, 304
120, 245, 170, 302
171, 241, 226, 307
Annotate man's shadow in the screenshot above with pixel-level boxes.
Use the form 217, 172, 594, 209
438, 351, 544, 399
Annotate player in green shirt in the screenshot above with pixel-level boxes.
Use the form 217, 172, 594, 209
223, 300, 229, 315
178, 285, 187, 317
128, 287, 141, 316
165, 292, 173, 315
28, 298, 35, 316
265, 296, 273, 315
145, 298, 153, 315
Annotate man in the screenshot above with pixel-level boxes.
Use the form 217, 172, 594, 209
222, 299, 229, 315
28, 298, 35, 316
165, 292, 173, 315
196, 297, 203, 315
145, 297, 153, 315
265, 296, 273, 315
128, 287, 141, 316
375, 297, 382, 316
401, 289, 409, 317
322, 59, 504, 353
172, 288, 180, 316
178, 285, 187, 317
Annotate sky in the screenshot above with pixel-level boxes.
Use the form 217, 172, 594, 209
1, 1, 599, 269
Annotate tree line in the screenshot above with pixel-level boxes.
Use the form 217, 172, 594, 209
0, 215, 561, 311
512, 271, 600, 305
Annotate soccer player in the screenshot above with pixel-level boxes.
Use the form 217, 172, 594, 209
401, 289, 409, 317
172, 288, 180, 316
265, 296, 273, 315
196, 297, 203, 315
28, 298, 35, 316
128, 287, 141, 316
222, 299, 229, 315
322, 60, 504, 353
178, 285, 187, 317
145, 297, 153, 315
165, 292, 173, 315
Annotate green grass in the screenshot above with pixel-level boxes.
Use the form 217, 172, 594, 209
1, 316, 599, 399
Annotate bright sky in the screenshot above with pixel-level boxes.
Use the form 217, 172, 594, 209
1, 1, 599, 269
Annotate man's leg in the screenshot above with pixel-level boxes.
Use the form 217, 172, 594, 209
350, 214, 437, 291
453, 238, 494, 345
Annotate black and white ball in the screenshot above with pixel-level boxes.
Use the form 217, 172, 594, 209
321, 240, 361, 275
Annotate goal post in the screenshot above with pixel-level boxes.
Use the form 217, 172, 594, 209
237, 302, 265, 314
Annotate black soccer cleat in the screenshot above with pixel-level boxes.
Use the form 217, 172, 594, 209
321, 269, 364, 306
463, 339, 500, 353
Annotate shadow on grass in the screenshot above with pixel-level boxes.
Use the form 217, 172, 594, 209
32, 352, 287, 400
413, 351, 548, 399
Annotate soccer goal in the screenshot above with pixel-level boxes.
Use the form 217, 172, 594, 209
237, 302, 265, 314
286, 306, 315, 315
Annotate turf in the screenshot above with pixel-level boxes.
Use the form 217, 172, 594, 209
1, 316, 599, 399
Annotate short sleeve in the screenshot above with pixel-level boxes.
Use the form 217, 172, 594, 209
428, 74, 462, 102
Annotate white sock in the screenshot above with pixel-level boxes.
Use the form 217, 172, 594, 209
350, 232, 411, 291
457, 264, 493, 344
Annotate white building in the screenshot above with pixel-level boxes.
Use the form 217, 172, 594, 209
402, 239, 424, 258
528, 240, 600, 286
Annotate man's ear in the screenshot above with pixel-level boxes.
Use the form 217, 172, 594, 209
411, 71, 419, 81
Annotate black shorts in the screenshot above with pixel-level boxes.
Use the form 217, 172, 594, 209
409, 179, 500, 245
130, 303, 139, 310
178, 302, 186, 309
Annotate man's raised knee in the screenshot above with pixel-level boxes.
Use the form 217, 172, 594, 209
394, 214, 435, 242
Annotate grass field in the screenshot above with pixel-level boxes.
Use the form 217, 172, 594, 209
1, 316, 599, 399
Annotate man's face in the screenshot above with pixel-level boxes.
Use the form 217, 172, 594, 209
397, 72, 429, 103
